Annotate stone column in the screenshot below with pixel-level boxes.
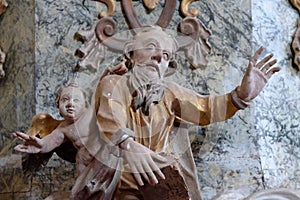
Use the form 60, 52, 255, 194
0, 1, 35, 137
0, 0, 36, 199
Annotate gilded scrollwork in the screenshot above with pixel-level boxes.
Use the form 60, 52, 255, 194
93, 0, 116, 17
75, 0, 212, 72
144, 0, 159, 10
180, 0, 198, 17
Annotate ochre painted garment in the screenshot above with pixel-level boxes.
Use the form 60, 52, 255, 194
95, 74, 239, 200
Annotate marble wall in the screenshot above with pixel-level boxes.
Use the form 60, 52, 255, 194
252, 0, 300, 190
0, 0, 299, 199
0, 1, 36, 198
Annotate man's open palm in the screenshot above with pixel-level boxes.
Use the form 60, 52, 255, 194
237, 46, 281, 101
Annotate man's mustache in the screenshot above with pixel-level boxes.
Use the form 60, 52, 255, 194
138, 62, 161, 78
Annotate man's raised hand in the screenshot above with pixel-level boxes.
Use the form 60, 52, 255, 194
236, 46, 281, 102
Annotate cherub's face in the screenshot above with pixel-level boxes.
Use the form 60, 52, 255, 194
131, 30, 174, 80
58, 87, 86, 121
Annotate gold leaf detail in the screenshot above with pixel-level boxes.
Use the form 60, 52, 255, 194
180, 0, 198, 17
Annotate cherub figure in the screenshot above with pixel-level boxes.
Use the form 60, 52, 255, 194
94, 26, 281, 199
13, 65, 128, 200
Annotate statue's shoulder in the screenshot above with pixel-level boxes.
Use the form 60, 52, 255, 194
96, 75, 128, 97
164, 80, 183, 91
99, 74, 126, 85
99, 74, 122, 83
164, 80, 197, 97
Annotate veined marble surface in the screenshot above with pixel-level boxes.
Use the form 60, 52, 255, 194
252, 0, 300, 190
0, 0, 299, 199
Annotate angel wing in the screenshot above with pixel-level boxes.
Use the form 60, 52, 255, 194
21, 113, 77, 174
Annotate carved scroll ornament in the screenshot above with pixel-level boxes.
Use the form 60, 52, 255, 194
290, 0, 300, 70
75, 0, 211, 72
180, 0, 198, 17
93, 0, 116, 17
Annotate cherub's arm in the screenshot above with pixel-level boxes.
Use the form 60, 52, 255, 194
13, 129, 65, 154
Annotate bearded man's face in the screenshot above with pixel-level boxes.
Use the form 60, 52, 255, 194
126, 28, 176, 115
130, 30, 174, 81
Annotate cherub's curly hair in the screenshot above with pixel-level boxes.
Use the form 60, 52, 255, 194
55, 83, 89, 109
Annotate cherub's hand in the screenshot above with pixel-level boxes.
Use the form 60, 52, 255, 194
13, 131, 43, 153
120, 138, 167, 186
237, 46, 281, 102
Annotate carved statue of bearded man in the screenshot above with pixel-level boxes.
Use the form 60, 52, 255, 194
94, 25, 280, 200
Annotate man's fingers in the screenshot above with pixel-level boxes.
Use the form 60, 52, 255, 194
266, 66, 281, 79
133, 172, 144, 186
14, 131, 27, 138
252, 46, 265, 63
260, 59, 277, 73
136, 161, 156, 184
14, 145, 28, 153
154, 168, 165, 181
140, 171, 151, 185
129, 162, 145, 186
256, 54, 274, 69
148, 160, 165, 181
13, 133, 26, 142
151, 153, 168, 163
142, 162, 159, 184
29, 135, 36, 140
13, 132, 28, 142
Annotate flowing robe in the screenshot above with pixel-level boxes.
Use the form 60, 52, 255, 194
95, 74, 240, 200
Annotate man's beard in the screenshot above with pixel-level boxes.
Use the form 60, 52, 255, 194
128, 63, 165, 116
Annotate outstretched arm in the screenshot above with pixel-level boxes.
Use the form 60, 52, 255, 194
13, 129, 65, 154
168, 46, 280, 126
235, 46, 281, 104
